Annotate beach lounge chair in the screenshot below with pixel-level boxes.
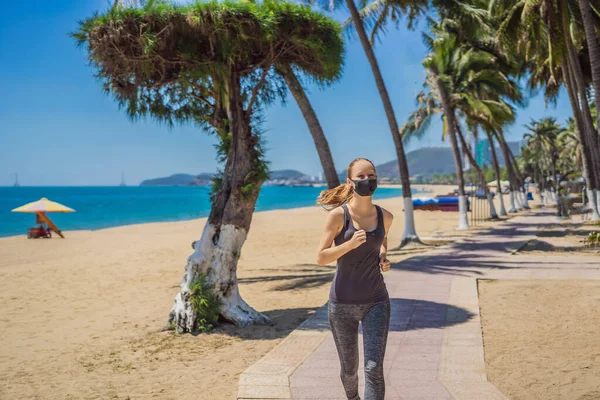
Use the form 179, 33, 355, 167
27, 226, 52, 239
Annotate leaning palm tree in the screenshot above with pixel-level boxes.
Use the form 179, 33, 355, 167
404, 22, 525, 225
421, 32, 470, 229
317, 0, 429, 247
401, 90, 502, 221
74, 0, 343, 332
276, 65, 341, 188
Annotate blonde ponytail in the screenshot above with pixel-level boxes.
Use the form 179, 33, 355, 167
315, 157, 376, 211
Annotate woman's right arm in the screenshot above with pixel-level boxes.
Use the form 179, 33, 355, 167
316, 208, 362, 266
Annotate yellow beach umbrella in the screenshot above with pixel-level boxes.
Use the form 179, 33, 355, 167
12, 197, 75, 238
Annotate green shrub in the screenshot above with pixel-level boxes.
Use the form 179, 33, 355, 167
189, 274, 223, 333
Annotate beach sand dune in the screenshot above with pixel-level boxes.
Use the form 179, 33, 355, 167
0, 185, 504, 400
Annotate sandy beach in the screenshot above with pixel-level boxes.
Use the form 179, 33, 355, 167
1, 184, 503, 400
479, 279, 600, 400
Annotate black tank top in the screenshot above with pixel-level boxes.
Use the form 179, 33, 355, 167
329, 203, 389, 304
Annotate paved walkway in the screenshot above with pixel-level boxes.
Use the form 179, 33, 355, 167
237, 210, 600, 400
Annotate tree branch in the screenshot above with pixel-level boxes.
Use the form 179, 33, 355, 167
246, 66, 270, 114
190, 92, 214, 108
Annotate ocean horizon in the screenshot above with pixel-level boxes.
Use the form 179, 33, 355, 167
0, 185, 423, 238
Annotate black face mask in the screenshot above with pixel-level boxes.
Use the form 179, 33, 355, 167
350, 177, 377, 197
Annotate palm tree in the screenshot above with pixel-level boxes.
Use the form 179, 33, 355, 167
75, 0, 344, 332
420, 32, 470, 229
401, 91, 502, 221
327, 0, 429, 246
506, 141, 529, 209
403, 20, 525, 224
489, 139, 507, 214
276, 64, 340, 188
454, 121, 499, 219
493, 0, 600, 220
523, 118, 565, 211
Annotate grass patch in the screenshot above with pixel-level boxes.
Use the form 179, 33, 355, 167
190, 273, 222, 333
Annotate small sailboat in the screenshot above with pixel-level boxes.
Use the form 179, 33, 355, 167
13, 173, 20, 187
119, 172, 126, 187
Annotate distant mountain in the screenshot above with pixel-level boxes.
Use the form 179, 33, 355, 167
188, 173, 217, 186
267, 169, 309, 180
140, 173, 200, 186
141, 170, 313, 186
141, 143, 522, 186
375, 147, 456, 180
355, 143, 522, 181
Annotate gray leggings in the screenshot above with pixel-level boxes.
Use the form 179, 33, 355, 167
327, 298, 391, 400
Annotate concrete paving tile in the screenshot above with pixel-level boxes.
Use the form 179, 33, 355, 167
396, 344, 441, 354
386, 367, 439, 381
438, 369, 487, 382
239, 373, 290, 386
290, 374, 341, 388
400, 333, 444, 346
292, 366, 341, 378
391, 380, 454, 400
291, 385, 348, 399
390, 352, 440, 371
244, 364, 297, 376
442, 382, 509, 400
237, 384, 291, 399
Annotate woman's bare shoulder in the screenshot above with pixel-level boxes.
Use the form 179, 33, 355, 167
377, 205, 394, 219
325, 204, 345, 223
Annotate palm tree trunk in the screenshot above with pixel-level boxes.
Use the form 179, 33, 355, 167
456, 121, 498, 219
562, 14, 600, 196
560, 62, 600, 220
551, 159, 560, 215
507, 148, 530, 209
577, 0, 600, 154
498, 136, 517, 212
541, 170, 548, 205
559, 0, 600, 216
278, 64, 340, 189
435, 79, 468, 229
566, 43, 600, 183
345, 0, 420, 245
487, 131, 507, 216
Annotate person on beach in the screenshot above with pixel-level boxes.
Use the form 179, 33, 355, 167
315, 157, 393, 400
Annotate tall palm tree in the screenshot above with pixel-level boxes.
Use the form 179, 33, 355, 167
576, 0, 600, 150
325, 0, 429, 246
421, 32, 470, 229
493, 0, 600, 220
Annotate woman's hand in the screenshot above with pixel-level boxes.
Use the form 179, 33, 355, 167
379, 253, 391, 272
348, 229, 367, 250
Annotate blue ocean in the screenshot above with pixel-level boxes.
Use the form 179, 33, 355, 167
0, 185, 413, 238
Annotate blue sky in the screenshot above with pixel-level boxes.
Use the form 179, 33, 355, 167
0, 0, 572, 186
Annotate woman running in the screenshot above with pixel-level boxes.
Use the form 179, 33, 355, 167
316, 157, 393, 400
